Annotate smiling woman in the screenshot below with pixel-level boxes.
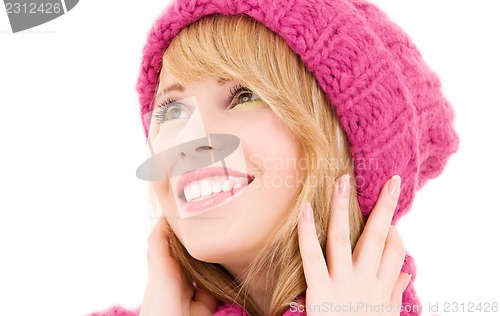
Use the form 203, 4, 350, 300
142, 15, 365, 315
89, 0, 458, 315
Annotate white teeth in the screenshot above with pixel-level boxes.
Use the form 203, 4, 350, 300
233, 176, 249, 186
183, 180, 201, 202
221, 179, 233, 192
212, 181, 222, 193
182, 175, 249, 202
191, 181, 201, 199
200, 178, 212, 197
183, 185, 191, 202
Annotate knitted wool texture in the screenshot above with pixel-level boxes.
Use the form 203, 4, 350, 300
135, 0, 460, 314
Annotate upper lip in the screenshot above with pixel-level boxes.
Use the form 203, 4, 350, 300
177, 167, 255, 198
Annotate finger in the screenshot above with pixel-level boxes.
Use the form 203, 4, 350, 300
141, 218, 194, 316
298, 203, 330, 287
353, 175, 401, 275
377, 226, 406, 286
147, 218, 175, 268
390, 272, 412, 308
146, 218, 184, 286
326, 174, 352, 279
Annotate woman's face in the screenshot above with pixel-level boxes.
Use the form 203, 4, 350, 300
148, 67, 303, 267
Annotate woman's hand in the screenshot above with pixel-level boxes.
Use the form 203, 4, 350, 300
139, 218, 218, 316
298, 175, 411, 316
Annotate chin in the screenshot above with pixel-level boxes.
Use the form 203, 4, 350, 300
174, 227, 216, 260
184, 242, 231, 263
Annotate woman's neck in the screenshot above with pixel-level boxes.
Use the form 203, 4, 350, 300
223, 261, 272, 314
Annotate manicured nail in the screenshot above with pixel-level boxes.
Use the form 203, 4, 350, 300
388, 175, 401, 197
339, 174, 350, 197
303, 203, 312, 222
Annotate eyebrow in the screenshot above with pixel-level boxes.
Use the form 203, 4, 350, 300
155, 77, 231, 101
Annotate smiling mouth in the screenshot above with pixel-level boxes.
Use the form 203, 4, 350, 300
181, 174, 253, 202
177, 167, 255, 212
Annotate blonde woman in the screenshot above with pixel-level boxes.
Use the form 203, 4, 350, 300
89, 0, 458, 315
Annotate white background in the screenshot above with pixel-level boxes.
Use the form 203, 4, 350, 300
1, 1, 499, 315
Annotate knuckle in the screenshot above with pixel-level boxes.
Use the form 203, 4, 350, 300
379, 194, 397, 212
387, 227, 406, 259
147, 232, 156, 244
396, 244, 406, 261
391, 241, 406, 260
369, 231, 387, 249
333, 194, 349, 208
302, 225, 318, 238
147, 232, 161, 247
331, 233, 351, 248
387, 226, 403, 244
309, 250, 326, 265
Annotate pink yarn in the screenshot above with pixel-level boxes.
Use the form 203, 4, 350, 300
86, 306, 141, 316
212, 304, 250, 315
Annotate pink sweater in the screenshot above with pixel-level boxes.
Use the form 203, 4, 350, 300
88, 303, 306, 316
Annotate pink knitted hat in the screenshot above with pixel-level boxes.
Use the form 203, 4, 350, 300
136, 0, 459, 314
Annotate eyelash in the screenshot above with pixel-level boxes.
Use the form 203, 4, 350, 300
227, 84, 246, 107
154, 84, 258, 124
154, 97, 179, 124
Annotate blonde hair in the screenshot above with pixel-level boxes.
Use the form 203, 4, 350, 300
148, 15, 364, 316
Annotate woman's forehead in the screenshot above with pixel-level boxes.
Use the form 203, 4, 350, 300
155, 75, 236, 101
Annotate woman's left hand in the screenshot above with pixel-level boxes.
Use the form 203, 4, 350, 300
297, 175, 411, 316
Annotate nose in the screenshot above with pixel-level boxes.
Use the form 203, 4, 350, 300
177, 140, 214, 160
172, 134, 240, 177
179, 134, 225, 158
176, 133, 235, 160
177, 122, 226, 158
136, 134, 230, 181
169, 98, 241, 176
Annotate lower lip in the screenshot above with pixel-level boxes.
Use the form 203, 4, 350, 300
181, 183, 250, 213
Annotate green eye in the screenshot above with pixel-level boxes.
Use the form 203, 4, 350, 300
229, 85, 263, 109
155, 98, 190, 124
236, 91, 261, 105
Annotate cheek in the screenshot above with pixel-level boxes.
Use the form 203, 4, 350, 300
151, 181, 188, 243
236, 113, 303, 223
240, 114, 302, 179
151, 181, 178, 218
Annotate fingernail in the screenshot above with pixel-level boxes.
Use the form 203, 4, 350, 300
339, 174, 350, 197
388, 175, 401, 197
303, 203, 312, 222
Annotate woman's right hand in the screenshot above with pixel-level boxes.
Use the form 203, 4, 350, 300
139, 218, 218, 316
